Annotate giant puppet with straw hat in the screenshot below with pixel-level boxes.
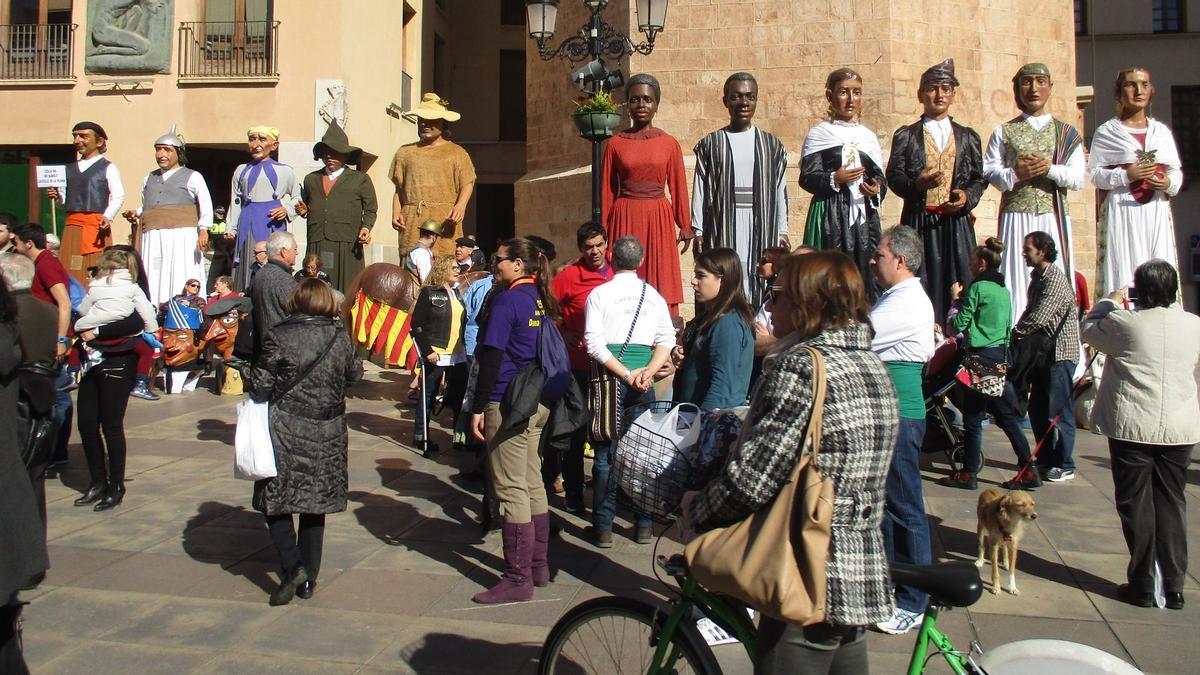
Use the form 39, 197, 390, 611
297, 121, 378, 292
227, 125, 303, 291
389, 93, 477, 258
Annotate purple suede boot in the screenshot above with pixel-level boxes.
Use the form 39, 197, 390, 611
531, 513, 551, 587
472, 521, 534, 604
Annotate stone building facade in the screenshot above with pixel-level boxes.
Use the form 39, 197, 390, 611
517, 0, 1096, 311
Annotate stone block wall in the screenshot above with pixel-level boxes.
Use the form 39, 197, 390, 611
517, 0, 1096, 310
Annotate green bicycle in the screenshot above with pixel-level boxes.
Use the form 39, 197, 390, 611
538, 555, 1141, 674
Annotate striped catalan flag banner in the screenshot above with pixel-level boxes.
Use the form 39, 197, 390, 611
350, 292, 419, 369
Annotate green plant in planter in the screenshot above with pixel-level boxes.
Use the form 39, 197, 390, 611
573, 91, 623, 141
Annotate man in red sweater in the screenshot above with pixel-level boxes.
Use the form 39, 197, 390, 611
548, 222, 613, 513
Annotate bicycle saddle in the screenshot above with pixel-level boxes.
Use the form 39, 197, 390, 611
890, 561, 982, 608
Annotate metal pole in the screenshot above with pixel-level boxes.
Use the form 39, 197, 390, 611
591, 139, 602, 223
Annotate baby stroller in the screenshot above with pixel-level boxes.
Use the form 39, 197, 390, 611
922, 339, 965, 471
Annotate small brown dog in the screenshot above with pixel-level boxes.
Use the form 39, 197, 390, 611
975, 488, 1038, 595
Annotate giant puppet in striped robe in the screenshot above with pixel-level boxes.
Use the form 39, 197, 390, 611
346, 263, 421, 369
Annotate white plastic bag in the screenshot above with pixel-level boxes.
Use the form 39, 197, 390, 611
614, 402, 704, 517
234, 398, 277, 480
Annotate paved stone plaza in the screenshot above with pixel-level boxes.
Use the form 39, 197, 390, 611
18, 364, 1199, 674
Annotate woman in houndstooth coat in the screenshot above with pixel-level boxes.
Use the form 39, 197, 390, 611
688, 250, 899, 673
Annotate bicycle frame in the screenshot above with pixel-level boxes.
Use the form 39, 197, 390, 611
907, 605, 979, 675
649, 572, 759, 673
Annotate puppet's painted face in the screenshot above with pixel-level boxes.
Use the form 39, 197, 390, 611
203, 311, 242, 360
163, 329, 200, 366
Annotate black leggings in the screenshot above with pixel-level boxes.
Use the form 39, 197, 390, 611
266, 513, 326, 579
76, 352, 136, 488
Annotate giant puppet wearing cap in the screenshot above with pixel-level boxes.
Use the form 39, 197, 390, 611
298, 121, 377, 293
886, 59, 988, 319
121, 125, 215, 306
982, 62, 1086, 322
47, 121, 126, 283
227, 125, 303, 291
389, 93, 476, 258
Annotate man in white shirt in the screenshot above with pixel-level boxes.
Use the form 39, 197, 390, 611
123, 126, 214, 306
691, 72, 788, 307
46, 121, 124, 284
583, 236, 675, 548
983, 63, 1085, 322
405, 220, 442, 283
868, 225, 935, 635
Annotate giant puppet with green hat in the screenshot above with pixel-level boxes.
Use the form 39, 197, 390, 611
389, 93, 477, 259
982, 61, 1086, 323
298, 120, 378, 292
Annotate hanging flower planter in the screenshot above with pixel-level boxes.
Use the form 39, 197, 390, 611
572, 90, 623, 141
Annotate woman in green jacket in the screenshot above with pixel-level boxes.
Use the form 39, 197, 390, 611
939, 238, 1036, 490
673, 248, 754, 410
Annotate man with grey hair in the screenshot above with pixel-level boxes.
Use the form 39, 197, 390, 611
582, 236, 676, 548
250, 231, 298, 362
868, 224, 935, 634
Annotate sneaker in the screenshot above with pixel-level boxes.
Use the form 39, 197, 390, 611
587, 526, 613, 549
875, 607, 924, 635
634, 526, 654, 544
938, 470, 977, 490
130, 382, 160, 401
1044, 468, 1075, 482
1001, 470, 1042, 491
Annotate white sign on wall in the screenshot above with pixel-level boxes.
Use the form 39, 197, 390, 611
314, 79, 349, 139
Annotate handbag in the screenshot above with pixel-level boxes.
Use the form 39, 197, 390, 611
684, 346, 833, 625
956, 351, 1007, 398
589, 282, 647, 443
1007, 305, 1070, 391
233, 330, 339, 480
15, 362, 58, 474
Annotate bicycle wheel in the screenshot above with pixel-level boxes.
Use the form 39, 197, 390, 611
538, 596, 721, 675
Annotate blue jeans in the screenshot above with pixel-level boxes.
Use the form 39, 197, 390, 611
51, 364, 74, 464
882, 418, 932, 613
960, 346, 1032, 474
1030, 360, 1076, 472
591, 383, 654, 532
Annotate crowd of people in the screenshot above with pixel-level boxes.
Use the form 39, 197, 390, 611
1, 58, 1197, 674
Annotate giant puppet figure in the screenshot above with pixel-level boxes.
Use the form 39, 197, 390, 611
800, 68, 887, 299
123, 125, 214, 306
887, 59, 988, 320
983, 63, 1085, 322
47, 121, 125, 283
227, 125, 302, 291
692, 72, 788, 307
298, 121, 377, 293
1090, 67, 1184, 293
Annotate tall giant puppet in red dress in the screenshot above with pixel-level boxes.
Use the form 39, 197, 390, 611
600, 74, 692, 316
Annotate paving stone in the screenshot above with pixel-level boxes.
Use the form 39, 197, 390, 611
41, 545, 133, 587
24, 587, 167, 640
370, 616, 548, 674
239, 606, 410, 664
1108, 621, 1200, 674
305, 569, 458, 615
70, 552, 228, 596
190, 653, 362, 674
35, 640, 213, 675
100, 597, 282, 649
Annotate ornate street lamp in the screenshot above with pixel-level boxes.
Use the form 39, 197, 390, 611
525, 0, 670, 221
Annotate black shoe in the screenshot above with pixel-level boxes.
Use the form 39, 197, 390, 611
93, 484, 125, 512
565, 498, 588, 516
1000, 469, 1042, 491
938, 470, 977, 490
19, 571, 46, 591
1117, 584, 1154, 608
44, 462, 65, 480
296, 580, 316, 600
269, 565, 308, 606
1165, 592, 1184, 610
73, 484, 106, 507
420, 441, 440, 459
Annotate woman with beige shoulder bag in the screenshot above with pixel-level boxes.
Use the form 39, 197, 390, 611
684, 251, 900, 674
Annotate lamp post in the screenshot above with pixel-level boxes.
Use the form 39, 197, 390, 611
525, 0, 669, 222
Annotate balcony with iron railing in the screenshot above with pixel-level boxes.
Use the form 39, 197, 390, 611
0, 23, 76, 83
177, 20, 279, 83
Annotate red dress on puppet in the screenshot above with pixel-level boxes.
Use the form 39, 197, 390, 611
600, 128, 692, 312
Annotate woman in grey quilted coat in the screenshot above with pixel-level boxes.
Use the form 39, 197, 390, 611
251, 279, 362, 606
687, 250, 899, 674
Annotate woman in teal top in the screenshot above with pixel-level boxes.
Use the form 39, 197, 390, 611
673, 248, 754, 410
940, 238, 1035, 491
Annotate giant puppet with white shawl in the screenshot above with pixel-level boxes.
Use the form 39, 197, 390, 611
800, 68, 887, 297
227, 125, 302, 291
691, 72, 789, 307
1089, 67, 1184, 294
983, 63, 1085, 323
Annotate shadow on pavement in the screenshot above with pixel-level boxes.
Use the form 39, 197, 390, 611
400, 632, 541, 674
182, 501, 275, 594
196, 418, 236, 445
